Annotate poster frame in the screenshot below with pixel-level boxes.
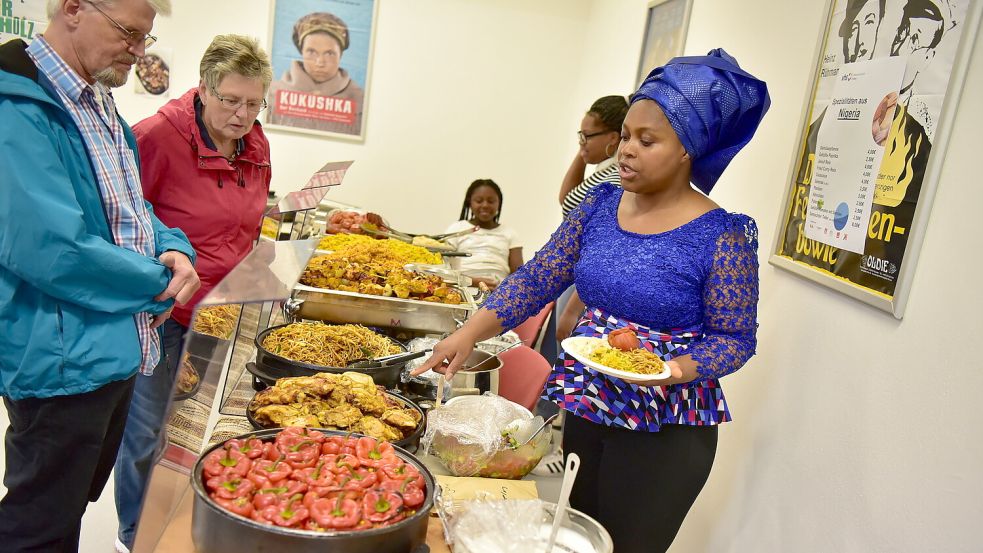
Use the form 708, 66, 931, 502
263, 0, 380, 142
635, 0, 694, 88
768, 0, 983, 319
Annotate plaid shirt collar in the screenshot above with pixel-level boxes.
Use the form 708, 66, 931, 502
26, 35, 106, 105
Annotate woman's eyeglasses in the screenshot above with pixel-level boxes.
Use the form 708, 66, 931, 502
209, 87, 268, 114
577, 130, 610, 145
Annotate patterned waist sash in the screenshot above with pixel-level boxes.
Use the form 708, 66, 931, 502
543, 307, 731, 432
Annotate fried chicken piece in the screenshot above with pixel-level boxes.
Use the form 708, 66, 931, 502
252, 374, 337, 406
281, 374, 338, 396
317, 403, 363, 429
342, 372, 375, 387
326, 377, 356, 407
432, 286, 462, 304
358, 282, 386, 296
252, 404, 319, 428
352, 416, 402, 442
381, 407, 421, 431
393, 284, 411, 299
408, 279, 431, 295
350, 385, 386, 416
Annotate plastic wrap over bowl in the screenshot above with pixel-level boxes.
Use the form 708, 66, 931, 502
423, 395, 552, 479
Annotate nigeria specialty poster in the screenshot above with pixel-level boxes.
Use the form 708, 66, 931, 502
775, 0, 969, 297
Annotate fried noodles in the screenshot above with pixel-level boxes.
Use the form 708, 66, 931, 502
191, 304, 241, 340
587, 345, 667, 375
261, 322, 401, 367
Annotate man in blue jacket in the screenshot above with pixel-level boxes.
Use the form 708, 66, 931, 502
0, 1, 199, 550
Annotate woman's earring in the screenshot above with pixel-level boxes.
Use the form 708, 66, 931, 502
605, 143, 616, 157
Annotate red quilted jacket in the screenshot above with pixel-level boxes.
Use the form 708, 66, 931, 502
134, 88, 272, 327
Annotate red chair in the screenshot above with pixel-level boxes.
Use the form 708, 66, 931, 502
496, 345, 553, 412
510, 302, 554, 351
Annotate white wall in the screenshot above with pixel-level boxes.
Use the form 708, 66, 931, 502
670, 1, 983, 552
114, 0, 598, 253
113, 1, 983, 551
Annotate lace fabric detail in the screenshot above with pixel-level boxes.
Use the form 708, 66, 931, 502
483, 185, 609, 329
689, 217, 759, 381
485, 183, 759, 428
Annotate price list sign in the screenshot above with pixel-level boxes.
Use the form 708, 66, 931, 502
805, 57, 906, 254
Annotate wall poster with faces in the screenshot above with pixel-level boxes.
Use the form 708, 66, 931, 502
265, 0, 377, 141
770, 0, 981, 318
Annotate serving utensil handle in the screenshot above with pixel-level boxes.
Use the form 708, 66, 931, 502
546, 453, 580, 552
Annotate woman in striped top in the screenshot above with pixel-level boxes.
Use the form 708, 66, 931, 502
556, 96, 630, 342
559, 95, 628, 217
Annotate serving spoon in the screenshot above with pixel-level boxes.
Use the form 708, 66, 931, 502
545, 453, 581, 552
517, 413, 559, 448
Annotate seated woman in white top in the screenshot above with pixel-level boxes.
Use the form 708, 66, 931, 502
444, 179, 523, 289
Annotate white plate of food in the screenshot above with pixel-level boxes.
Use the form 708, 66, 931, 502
560, 334, 672, 383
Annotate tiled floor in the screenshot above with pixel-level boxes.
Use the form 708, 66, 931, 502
0, 408, 119, 553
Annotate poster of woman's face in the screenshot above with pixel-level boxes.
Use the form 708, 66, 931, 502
265, 0, 377, 141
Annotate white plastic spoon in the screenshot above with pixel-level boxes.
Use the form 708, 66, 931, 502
546, 452, 580, 552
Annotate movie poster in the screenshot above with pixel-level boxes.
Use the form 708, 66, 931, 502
265, 0, 376, 141
0, 0, 47, 44
774, 0, 971, 302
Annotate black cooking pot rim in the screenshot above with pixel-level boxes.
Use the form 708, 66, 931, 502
192, 428, 435, 539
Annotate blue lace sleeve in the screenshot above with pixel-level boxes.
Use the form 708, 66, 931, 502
482, 186, 609, 330
688, 215, 759, 380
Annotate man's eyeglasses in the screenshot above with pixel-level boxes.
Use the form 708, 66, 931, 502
210, 87, 268, 114
84, 0, 157, 49
577, 130, 610, 145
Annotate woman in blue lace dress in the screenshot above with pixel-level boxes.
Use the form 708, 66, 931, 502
413, 49, 769, 553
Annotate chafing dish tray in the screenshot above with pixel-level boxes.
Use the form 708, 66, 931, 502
290, 283, 477, 333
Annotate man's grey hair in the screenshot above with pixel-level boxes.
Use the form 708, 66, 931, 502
47, 0, 173, 19
200, 35, 274, 93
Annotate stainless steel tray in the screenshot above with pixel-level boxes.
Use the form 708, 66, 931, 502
290, 283, 477, 333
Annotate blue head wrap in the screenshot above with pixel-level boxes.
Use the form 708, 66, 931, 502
631, 48, 771, 194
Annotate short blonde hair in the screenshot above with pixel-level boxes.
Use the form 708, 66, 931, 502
199, 34, 273, 93
47, 0, 172, 19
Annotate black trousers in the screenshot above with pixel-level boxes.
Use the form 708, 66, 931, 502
563, 413, 718, 553
0, 376, 136, 553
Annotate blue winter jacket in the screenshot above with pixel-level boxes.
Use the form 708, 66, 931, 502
0, 40, 196, 400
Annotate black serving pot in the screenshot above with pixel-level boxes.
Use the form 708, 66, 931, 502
253, 323, 407, 389
245, 390, 426, 453
191, 428, 435, 553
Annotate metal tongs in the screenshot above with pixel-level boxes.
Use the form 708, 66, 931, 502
359, 223, 471, 256
359, 223, 412, 242
428, 225, 480, 242
346, 350, 429, 369
360, 223, 480, 243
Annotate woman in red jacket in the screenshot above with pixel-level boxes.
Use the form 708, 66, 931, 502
112, 34, 273, 553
